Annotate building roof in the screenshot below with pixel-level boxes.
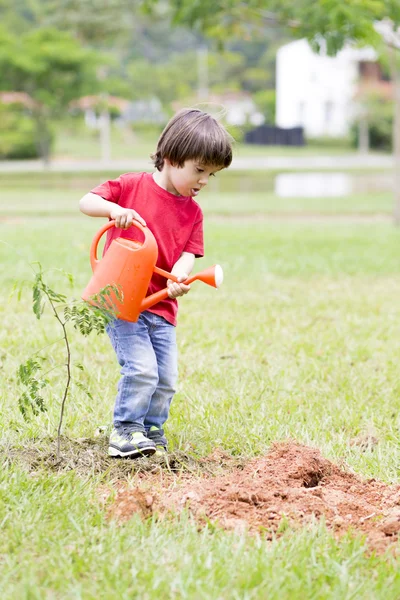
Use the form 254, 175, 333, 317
355, 80, 393, 100
70, 95, 130, 111
0, 91, 36, 108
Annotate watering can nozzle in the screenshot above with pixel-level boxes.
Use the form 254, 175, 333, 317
189, 264, 223, 288
214, 264, 224, 287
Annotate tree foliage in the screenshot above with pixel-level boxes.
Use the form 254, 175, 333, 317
0, 25, 101, 159
0, 0, 137, 42
0, 103, 39, 158
0, 0, 284, 129
145, 0, 400, 54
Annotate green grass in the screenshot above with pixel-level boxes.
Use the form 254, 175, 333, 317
0, 168, 394, 216
2, 463, 399, 598
52, 122, 362, 162
1, 466, 399, 598
1, 179, 400, 597
1, 188, 394, 216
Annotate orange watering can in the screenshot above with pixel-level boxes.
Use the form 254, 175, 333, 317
82, 220, 223, 322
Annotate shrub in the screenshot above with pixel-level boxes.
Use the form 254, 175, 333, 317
0, 103, 39, 159
351, 93, 393, 152
253, 89, 276, 123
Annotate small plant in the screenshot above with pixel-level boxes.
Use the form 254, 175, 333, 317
15, 263, 121, 460
17, 358, 48, 419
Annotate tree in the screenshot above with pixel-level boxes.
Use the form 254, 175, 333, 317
0, 0, 43, 34
147, 1, 394, 52
0, 0, 136, 44
0, 26, 101, 161
374, 20, 400, 222
125, 49, 247, 107
146, 0, 400, 220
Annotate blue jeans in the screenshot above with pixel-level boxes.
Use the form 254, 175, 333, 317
106, 311, 178, 433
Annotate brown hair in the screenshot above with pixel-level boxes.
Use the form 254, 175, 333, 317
151, 108, 233, 171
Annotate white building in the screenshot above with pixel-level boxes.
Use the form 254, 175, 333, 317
276, 39, 377, 138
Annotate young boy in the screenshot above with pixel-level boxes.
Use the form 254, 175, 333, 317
79, 108, 232, 458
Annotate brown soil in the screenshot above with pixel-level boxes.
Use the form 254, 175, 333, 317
104, 441, 400, 554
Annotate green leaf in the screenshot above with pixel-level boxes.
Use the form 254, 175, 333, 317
17, 357, 43, 385
58, 269, 74, 287
32, 277, 44, 319
16, 357, 48, 419
73, 379, 93, 401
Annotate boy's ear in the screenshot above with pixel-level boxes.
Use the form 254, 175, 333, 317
165, 157, 181, 168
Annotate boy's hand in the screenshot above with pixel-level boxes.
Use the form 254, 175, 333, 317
167, 274, 191, 299
110, 206, 146, 229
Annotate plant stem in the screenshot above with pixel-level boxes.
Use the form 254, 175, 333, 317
32, 337, 64, 356
47, 295, 71, 460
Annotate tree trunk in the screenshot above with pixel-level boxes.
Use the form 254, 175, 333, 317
34, 112, 52, 166
100, 94, 111, 163
390, 48, 400, 225
197, 46, 209, 102
358, 118, 369, 154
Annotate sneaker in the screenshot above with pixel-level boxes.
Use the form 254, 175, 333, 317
147, 426, 168, 456
108, 428, 156, 458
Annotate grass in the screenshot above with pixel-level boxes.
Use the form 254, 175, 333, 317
0, 169, 395, 216
2, 466, 399, 598
1, 188, 394, 217
1, 176, 400, 597
52, 121, 362, 162
1, 471, 399, 599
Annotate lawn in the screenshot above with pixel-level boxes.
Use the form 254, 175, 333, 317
0, 169, 395, 217
0, 177, 400, 597
53, 121, 361, 162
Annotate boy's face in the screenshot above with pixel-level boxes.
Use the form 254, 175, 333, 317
166, 159, 223, 198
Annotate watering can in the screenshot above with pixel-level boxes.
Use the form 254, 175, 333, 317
82, 220, 223, 322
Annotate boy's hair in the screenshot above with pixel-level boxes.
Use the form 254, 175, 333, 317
152, 108, 233, 171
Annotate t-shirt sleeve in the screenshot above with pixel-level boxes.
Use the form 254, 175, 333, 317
90, 176, 124, 203
184, 209, 204, 258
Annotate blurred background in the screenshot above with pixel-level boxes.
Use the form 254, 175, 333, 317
0, 2, 398, 201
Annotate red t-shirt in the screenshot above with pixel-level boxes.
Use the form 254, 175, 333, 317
91, 172, 204, 326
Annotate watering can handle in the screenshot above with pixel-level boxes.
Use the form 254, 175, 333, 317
89, 219, 148, 272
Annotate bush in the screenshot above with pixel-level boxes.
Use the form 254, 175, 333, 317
0, 103, 39, 159
253, 89, 276, 123
351, 93, 393, 152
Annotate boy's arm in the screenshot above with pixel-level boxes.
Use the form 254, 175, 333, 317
79, 192, 146, 228
167, 252, 195, 299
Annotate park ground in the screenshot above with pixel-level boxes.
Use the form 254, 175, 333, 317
1, 137, 400, 598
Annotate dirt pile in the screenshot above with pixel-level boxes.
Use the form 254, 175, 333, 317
106, 441, 400, 553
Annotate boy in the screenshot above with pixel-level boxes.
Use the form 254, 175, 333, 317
79, 108, 232, 458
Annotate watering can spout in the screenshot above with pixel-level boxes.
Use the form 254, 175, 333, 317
141, 294, 163, 313
140, 264, 224, 312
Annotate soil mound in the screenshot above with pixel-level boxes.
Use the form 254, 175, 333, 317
106, 441, 400, 554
